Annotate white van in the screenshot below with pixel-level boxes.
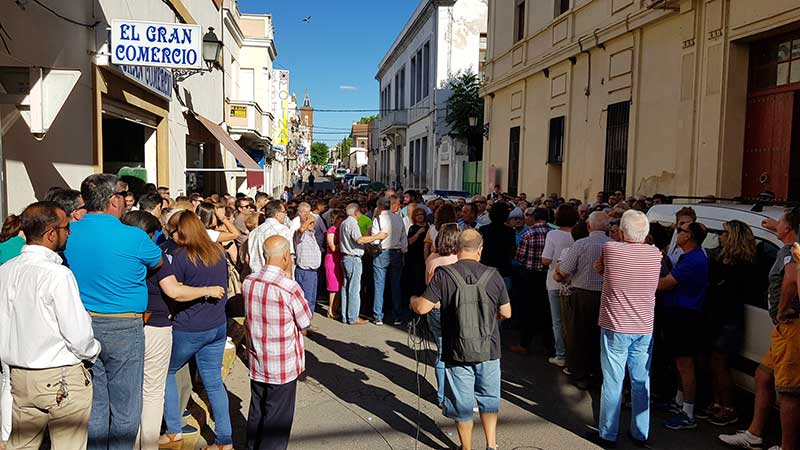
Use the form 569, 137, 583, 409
647, 203, 786, 392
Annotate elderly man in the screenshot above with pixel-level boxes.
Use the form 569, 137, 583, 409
588, 210, 662, 449
45, 188, 87, 223
371, 197, 408, 325
473, 195, 490, 228
64, 174, 163, 450
339, 203, 387, 325
248, 200, 293, 274
292, 203, 322, 319
0, 202, 101, 450
512, 207, 551, 355
556, 211, 610, 389
243, 236, 313, 450
411, 230, 511, 450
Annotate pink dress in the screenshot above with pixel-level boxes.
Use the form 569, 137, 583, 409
324, 225, 344, 292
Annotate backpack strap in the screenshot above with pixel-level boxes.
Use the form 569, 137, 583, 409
440, 265, 469, 291
475, 267, 496, 289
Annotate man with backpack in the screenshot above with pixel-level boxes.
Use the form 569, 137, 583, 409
411, 229, 511, 450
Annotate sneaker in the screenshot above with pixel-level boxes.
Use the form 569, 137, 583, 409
767, 446, 782, 450
627, 431, 649, 448
664, 412, 697, 430
718, 430, 764, 448
696, 403, 722, 420
562, 367, 573, 376
181, 424, 198, 435
654, 400, 683, 414
373, 320, 383, 326
392, 320, 403, 326
548, 356, 566, 367
710, 407, 739, 427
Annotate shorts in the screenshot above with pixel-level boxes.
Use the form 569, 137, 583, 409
759, 320, 800, 395
442, 359, 501, 422
711, 320, 744, 358
662, 308, 703, 358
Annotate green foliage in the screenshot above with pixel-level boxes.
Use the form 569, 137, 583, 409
357, 115, 378, 124
445, 70, 484, 139
336, 137, 352, 161
310, 142, 329, 165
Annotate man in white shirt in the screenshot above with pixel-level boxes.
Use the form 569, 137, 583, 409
249, 200, 293, 274
371, 197, 408, 325
0, 201, 101, 450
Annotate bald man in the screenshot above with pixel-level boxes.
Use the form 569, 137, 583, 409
411, 229, 511, 450
242, 236, 313, 450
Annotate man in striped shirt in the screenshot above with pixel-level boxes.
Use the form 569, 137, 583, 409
588, 210, 662, 449
243, 235, 313, 450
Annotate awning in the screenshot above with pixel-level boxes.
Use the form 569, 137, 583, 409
191, 112, 264, 188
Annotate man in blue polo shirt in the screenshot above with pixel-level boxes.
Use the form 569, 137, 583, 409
657, 221, 709, 431
64, 174, 162, 450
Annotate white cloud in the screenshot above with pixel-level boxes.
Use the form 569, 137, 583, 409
339, 85, 358, 91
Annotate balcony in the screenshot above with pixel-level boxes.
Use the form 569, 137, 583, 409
225, 99, 273, 144
379, 109, 408, 133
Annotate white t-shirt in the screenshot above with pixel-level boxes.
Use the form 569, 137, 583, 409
542, 229, 574, 291
206, 228, 221, 242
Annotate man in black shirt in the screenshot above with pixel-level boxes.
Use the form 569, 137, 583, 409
411, 229, 511, 450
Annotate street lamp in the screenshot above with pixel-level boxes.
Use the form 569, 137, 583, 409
468, 116, 478, 127
173, 27, 224, 82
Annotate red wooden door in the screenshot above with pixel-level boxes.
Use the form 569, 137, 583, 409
742, 92, 794, 200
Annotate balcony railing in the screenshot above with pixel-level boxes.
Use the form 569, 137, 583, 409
379, 109, 408, 132
226, 99, 273, 141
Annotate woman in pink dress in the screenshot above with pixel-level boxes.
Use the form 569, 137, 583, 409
324, 210, 346, 319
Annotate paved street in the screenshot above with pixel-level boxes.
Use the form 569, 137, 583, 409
177, 310, 774, 450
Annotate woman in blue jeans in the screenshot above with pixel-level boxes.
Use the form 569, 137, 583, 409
424, 224, 460, 406
160, 211, 232, 450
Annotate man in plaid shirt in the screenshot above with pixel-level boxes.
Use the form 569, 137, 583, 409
512, 207, 551, 354
243, 235, 313, 450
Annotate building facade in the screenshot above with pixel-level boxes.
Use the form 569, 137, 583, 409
375, 0, 487, 191
481, 0, 800, 201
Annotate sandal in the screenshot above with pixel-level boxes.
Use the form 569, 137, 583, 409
158, 433, 183, 450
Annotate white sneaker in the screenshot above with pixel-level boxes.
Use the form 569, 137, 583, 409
717, 430, 763, 448
548, 356, 566, 367
767, 446, 781, 450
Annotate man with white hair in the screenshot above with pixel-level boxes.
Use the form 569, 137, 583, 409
292, 203, 322, 320
587, 210, 662, 449
338, 203, 387, 325
556, 211, 610, 390
243, 235, 312, 450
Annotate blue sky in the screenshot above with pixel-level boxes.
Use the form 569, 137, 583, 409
238, 0, 420, 147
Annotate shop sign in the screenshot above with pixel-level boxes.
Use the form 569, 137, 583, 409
117, 64, 173, 100
111, 20, 202, 69
230, 105, 247, 118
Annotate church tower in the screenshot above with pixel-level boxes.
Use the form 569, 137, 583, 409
300, 90, 314, 144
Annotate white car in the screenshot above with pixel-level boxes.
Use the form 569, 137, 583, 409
350, 175, 371, 190
333, 168, 348, 180
647, 203, 784, 392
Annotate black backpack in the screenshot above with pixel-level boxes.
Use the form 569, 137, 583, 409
440, 265, 498, 364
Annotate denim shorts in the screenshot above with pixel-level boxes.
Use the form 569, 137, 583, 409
442, 359, 501, 422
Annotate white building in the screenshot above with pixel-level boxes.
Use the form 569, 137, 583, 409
0, 0, 275, 217
375, 0, 487, 191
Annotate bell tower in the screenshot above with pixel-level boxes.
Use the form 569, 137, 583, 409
300, 89, 313, 143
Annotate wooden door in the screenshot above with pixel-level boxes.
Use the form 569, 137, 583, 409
742, 92, 794, 199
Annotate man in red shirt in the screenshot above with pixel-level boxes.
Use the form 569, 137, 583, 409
243, 235, 313, 450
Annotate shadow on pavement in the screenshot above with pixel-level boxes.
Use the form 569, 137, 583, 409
305, 333, 455, 449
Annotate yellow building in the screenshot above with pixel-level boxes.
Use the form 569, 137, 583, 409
481, 0, 800, 202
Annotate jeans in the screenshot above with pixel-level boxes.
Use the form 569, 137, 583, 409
373, 250, 403, 322
164, 324, 232, 446
88, 316, 145, 450
295, 267, 319, 316
443, 359, 501, 422
341, 255, 363, 324
427, 310, 445, 406
547, 290, 566, 358
598, 329, 653, 442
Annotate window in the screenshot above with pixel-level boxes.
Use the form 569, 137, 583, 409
410, 57, 416, 105
555, 0, 570, 17
387, 83, 392, 111
416, 48, 423, 103
514, 1, 526, 43
603, 101, 631, 194
479, 33, 488, 63
399, 67, 406, 110
239, 68, 254, 101
423, 42, 430, 99
421, 136, 428, 187
548, 116, 565, 164
508, 127, 520, 196
750, 34, 800, 91
394, 73, 400, 110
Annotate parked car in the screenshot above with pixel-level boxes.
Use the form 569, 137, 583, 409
333, 167, 348, 180
647, 203, 783, 392
350, 175, 370, 190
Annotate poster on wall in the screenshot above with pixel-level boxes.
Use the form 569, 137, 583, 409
111, 20, 202, 69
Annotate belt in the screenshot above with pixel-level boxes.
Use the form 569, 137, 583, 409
387, 248, 401, 252
88, 311, 143, 319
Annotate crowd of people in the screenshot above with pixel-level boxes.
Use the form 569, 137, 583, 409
0, 170, 798, 450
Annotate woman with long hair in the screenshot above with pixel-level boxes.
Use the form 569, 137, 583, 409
120, 211, 224, 450
324, 210, 347, 320
159, 212, 232, 450
196, 201, 240, 244
424, 203, 457, 259
402, 207, 429, 299
0, 214, 24, 264
424, 223, 460, 407
701, 220, 757, 426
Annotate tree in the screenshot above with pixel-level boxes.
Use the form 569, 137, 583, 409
337, 137, 352, 161
310, 142, 329, 165
445, 70, 484, 161
358, 115, 378, 124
